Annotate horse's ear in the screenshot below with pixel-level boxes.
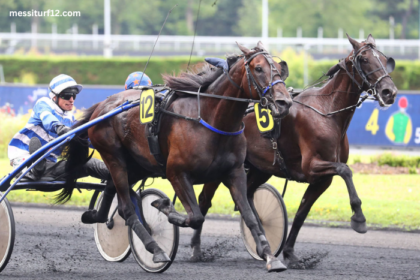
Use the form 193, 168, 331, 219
280, 61, 289, 81
366, 34, 376, 46
346, 33, 361, 51
257, 41, 268, 52
236, 42, 251, 56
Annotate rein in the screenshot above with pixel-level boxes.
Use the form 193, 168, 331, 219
293, 94, 369, 117
160, 86, 246, 136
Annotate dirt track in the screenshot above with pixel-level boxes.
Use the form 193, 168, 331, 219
1, 205, 420, 280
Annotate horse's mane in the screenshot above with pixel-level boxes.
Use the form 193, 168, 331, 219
163, 64, 223, 93
162, 54, 241, 93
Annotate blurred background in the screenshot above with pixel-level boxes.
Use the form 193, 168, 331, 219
0, 0, 420, 155
0, 0, 418, 227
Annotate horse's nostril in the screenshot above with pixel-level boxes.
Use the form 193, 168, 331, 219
275, 100, 289, 110
276, 100, 286, 107
382, 89, 391, 96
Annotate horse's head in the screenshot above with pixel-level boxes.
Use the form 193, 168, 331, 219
236, 42, 292, 118
347, 34, 397, 107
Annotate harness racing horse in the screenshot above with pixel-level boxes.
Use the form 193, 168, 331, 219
60, 42, 293, 272
192, 34, 398, 267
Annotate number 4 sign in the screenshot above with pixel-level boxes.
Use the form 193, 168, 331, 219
365, 108, 379, 135
140, 89, 155, 124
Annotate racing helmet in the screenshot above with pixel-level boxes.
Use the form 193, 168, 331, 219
48, 74, 83, 99
125, 72, 152, 90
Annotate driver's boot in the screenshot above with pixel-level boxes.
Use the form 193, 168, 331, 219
27, 137, 46, 180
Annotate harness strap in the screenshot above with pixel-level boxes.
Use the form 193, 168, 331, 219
263, 79, 285, 95
174, 89, 259, 103
223, 69, 243, 92
199, 119, 245, 136
293, 94, 369, 117
338, 59, 362, 89
161, 108, 200, 122
365, 67, 382, 76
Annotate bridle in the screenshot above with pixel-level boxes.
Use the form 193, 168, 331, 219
293, 43, 396, 116
243, 51, 286, 108
341, 44, 395, 107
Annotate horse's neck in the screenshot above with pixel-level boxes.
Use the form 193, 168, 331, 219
201, 73, 249, 133
307, 68, 362, 135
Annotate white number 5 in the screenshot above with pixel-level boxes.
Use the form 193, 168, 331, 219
415, 128, 420, 144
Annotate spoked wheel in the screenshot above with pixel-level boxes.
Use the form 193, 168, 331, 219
240, 183, 288, 260
129, 188, 179, 273
0, 193, 15, 273
94, 192, 131, 262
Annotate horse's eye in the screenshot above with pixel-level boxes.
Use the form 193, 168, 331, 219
255, 66, 263, 72
362, 58, 368, 63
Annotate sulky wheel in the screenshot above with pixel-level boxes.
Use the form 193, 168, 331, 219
129, 188, 179, 273
0, 193, 15, 273
240, 183, 288, 260
93, 191, 131, 262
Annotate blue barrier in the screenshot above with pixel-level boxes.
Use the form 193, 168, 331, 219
348, 93, 420, 148
1, 84, 420, 149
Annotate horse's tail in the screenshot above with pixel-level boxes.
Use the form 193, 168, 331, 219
54, 103, 100, 204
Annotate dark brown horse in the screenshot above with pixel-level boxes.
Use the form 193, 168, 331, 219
192, 34, 398, 267
61, 42, 293, 272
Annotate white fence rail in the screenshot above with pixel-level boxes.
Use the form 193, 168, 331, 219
1, 32, 420, 58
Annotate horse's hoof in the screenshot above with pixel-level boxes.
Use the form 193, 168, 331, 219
153, 249, 171, 263
81, 210, 97, 224
151, 197, 172, 215
351, 217, 367, 233
266, 255, 287, 272
190, 245, 202, 262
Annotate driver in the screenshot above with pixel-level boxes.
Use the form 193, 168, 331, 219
8, 74, 110, 182
124, 71, 152, 90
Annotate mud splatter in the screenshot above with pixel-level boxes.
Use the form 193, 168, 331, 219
199, 238, 238, 262
287, 251, 328, 269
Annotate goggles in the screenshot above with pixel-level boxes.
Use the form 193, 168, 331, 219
59, 89, 78, 100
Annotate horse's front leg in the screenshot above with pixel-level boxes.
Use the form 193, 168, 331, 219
103, 157, 170, 263
308, 159, 367, 233
190, 181, 221, 261
336, 163, 367, 233
246, 166, 272, 235
152, 170, 204, 229
81, 180, 116, 224
224, 166, 287, 272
